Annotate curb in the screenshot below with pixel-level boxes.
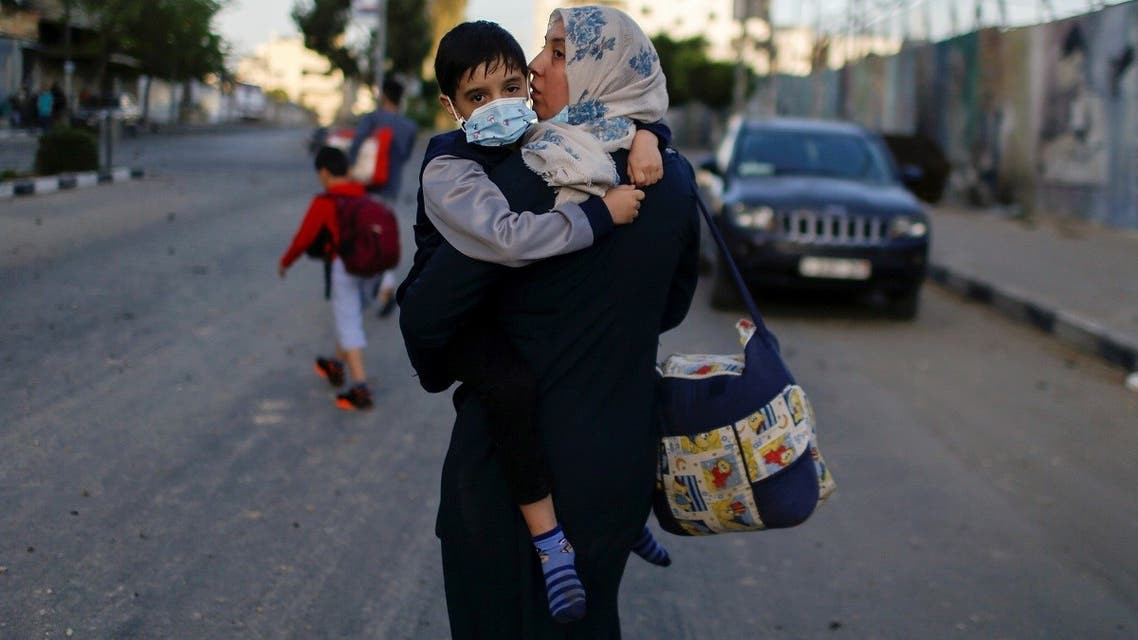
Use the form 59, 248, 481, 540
0, 167, 144, 199
0, 130, 35, 142
928, 263, 1138, 374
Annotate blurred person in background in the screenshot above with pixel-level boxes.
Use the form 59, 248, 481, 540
36, 86, 53, 132
50, 83, 66, 125
0, 89, 10, 128
348, 78, 419, 317
6, 88, 23, 129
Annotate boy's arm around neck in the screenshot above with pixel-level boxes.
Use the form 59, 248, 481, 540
421, 155, 612, 267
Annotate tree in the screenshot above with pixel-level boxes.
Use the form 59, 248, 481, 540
136, 0, 226, 82
74, 0, 139, 94
130, 0, 228, 121
652, 34, 745, 110
265, 88, 291, 103
291, 0, 360, 80
76, 0, 227, 121
688, 60, 736, 110
291, 0, 432, 96
384, 0, 431, 77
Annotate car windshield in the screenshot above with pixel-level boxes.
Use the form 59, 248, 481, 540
732, 129, 893, 183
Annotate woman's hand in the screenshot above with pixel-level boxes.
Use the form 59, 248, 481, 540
603, 184, 645, 225
628, 129, 664, 187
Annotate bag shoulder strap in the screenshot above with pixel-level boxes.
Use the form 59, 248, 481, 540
325, 192, 367, 228
688, 175, 771, 336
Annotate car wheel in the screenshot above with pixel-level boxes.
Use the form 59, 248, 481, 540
710, 255, 741, 311
886, 287, 921, 320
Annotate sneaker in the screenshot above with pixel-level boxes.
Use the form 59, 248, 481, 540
314, 357, 345, 388
336, 383, 373, 411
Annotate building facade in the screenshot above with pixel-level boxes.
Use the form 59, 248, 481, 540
0, 0, 132, 108
236, 36, 372, 126
530, 0, 899, 77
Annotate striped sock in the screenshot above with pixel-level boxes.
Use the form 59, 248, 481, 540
533, 525, 586, 623
631, 525, 671, 567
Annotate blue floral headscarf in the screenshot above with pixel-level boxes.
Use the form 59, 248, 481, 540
522, 5, 669, 205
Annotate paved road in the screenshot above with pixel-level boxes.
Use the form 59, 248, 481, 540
1, 128, 1135, 639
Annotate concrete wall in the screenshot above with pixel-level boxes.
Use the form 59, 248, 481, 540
0, 37, 22, 99
139, 77, 314, 127
771, 1, 1138, 229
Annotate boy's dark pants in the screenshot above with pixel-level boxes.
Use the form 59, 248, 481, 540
445, 320, 552, 505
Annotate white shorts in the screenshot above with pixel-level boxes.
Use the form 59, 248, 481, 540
330, 257, 381, 350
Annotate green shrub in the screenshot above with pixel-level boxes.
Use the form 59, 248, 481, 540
35, 127, 99, 175
405, 82, 440, 131
1, 169, 31, 180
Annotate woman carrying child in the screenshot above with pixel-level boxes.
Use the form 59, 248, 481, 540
399, 6, 700, 638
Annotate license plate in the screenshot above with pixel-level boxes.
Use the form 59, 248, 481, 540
798, 257, 872, 280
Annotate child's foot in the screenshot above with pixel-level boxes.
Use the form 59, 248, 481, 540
314, 357, 345, 388
533, 525, 586, 623
631, 525, 671, 567
335, 383, 373, 411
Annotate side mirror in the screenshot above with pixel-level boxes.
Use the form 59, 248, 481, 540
900, 163, 924, 187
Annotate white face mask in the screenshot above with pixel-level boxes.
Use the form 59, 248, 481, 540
443, 96, 538, 147
442, 96, 468, 130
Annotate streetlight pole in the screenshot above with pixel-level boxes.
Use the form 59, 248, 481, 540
63, 0, 73, 112
760, 0, 775, 117
731, 0, 775, 116
373, 0, 387, 93
732, 0, 750, 115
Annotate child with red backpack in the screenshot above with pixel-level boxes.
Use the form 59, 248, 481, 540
279, 146, 399, 410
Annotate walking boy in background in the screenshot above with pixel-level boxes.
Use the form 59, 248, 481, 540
348, 78, 418, 317
279, 147, 382, 411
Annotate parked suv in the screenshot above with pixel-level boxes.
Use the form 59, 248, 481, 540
699, 117, 931, 318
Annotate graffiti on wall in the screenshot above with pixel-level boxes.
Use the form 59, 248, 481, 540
1041, 21, 1107, 186
1037, 7, 1138, 226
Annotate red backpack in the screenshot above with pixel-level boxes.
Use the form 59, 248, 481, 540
329, 194, 400, 276
350, 126, 394, 187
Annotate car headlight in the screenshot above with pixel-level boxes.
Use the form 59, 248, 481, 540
729, 204, 776, 231
889, 215, 928, 239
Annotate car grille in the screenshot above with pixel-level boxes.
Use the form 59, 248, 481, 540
777, 209, 889, 245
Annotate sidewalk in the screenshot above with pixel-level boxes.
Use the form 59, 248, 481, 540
1, 120, 284, 173
928, 206, 1138, 375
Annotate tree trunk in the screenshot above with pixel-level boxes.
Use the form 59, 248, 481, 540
181, 80, 193, 124
168, 56, 179, 124
338, 76, 356, 122
168, 82, 178, 124
97, 45, 111, 98
141, 75, 152, 123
